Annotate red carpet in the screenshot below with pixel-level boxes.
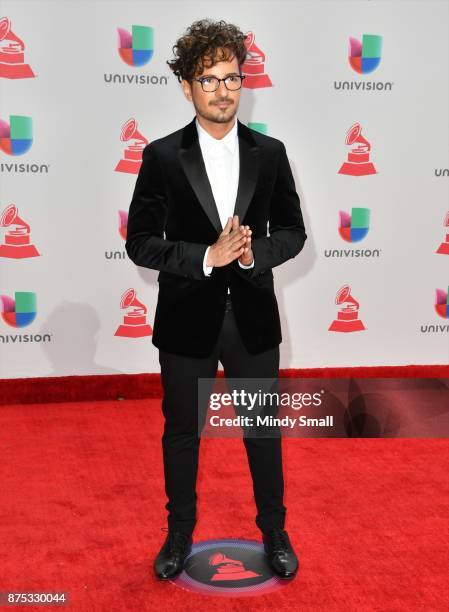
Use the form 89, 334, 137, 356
1, 398, 448, 611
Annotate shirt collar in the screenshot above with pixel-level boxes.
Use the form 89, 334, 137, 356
196, 117, 238, 154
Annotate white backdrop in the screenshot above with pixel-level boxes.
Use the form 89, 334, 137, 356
1, 0, 448, 378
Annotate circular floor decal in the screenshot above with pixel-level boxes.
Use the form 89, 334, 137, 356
171, 538, 295, 596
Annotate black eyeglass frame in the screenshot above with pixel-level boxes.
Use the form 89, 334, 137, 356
191, 74, 246, 92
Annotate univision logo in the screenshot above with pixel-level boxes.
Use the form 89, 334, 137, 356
334, 34, 393, 92
0, 291, 51, 342
104, 24, 168, 86
0, 115, 50, 173
324, 208, 381, 258
349, 34, 382, 74
248, 122, 267, 134
118, 209, 127, 240
338, 207, 370, 242
435, 287, 449, 319
118, 25, 154, 66
434, 168, 449, 177
105, 210, 128, 260
420, 287, 449, 333
1, 291, 36, 327
0, 115, 32, 155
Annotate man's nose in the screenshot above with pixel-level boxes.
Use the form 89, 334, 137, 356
216, 80, 228, 95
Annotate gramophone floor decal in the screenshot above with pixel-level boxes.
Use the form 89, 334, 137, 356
169, 539, 294, 596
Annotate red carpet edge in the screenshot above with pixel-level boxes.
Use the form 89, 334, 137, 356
1, 365, 448, 405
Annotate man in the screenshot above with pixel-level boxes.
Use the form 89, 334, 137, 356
125, 18, 307, 581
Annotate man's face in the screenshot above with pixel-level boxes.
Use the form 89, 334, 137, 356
182, 50, 241, 124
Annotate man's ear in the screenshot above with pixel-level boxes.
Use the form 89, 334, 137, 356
181, 79, 193, 102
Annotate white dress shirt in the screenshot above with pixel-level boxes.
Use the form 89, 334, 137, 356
195, 117, 254, 290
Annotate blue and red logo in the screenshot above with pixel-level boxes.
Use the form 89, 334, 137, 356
0, 115, 32, 155
117, 25, 154, 67
349, 34, 382, 74
118, 210, 128, 240
435, 287, 449, 319
338, 208, 370, 242
0, 291, 37, 327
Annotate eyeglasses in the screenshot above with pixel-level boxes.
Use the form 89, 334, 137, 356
192, 74, 246, 92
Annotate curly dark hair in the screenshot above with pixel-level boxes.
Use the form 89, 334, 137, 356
167, 19, 247, 82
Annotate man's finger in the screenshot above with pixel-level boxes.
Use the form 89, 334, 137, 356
228, 230, 247, 248
228, 236, 247, 255
225, 224, 245, 244
226, 246, 245, 264
221, 216, 233, 235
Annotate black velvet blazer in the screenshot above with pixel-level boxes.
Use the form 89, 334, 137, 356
125, 116, 307, 357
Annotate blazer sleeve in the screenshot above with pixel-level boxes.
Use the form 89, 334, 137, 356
250, 142, 307, 276
125, 143, 209, 280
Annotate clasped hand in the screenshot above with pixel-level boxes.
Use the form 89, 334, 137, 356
206, 215, 253, 267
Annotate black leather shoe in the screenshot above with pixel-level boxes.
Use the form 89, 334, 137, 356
262, 528, 299, 579
154, 528, 193, 580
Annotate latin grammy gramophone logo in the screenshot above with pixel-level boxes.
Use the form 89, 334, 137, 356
436, 212, 449, 255
115, 118, 148, 174
435, 287, 449, 319
118, 210, 128, 240
117, 25, 154, 67
209, 552, 261, 581
0, 16, 35, 79
349, 34, 382, 74
241, 31, 272, 89
115, 288, 152, 338
0, 115, 32, 155
173, 539, 289, 596
0, 203, 40, 258
338, 208, 370, 242
338, 123, 376, 176
0, 291, 36, 327
329, 284, 366, 332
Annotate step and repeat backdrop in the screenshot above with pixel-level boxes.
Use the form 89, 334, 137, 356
1, 0, 448, 378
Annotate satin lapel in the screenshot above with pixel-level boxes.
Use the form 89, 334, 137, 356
178, 118, 222, 234
178, 117, 260, 234
234, 120, 260, 223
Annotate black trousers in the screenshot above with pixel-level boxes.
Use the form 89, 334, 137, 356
158, 294, 286, 536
